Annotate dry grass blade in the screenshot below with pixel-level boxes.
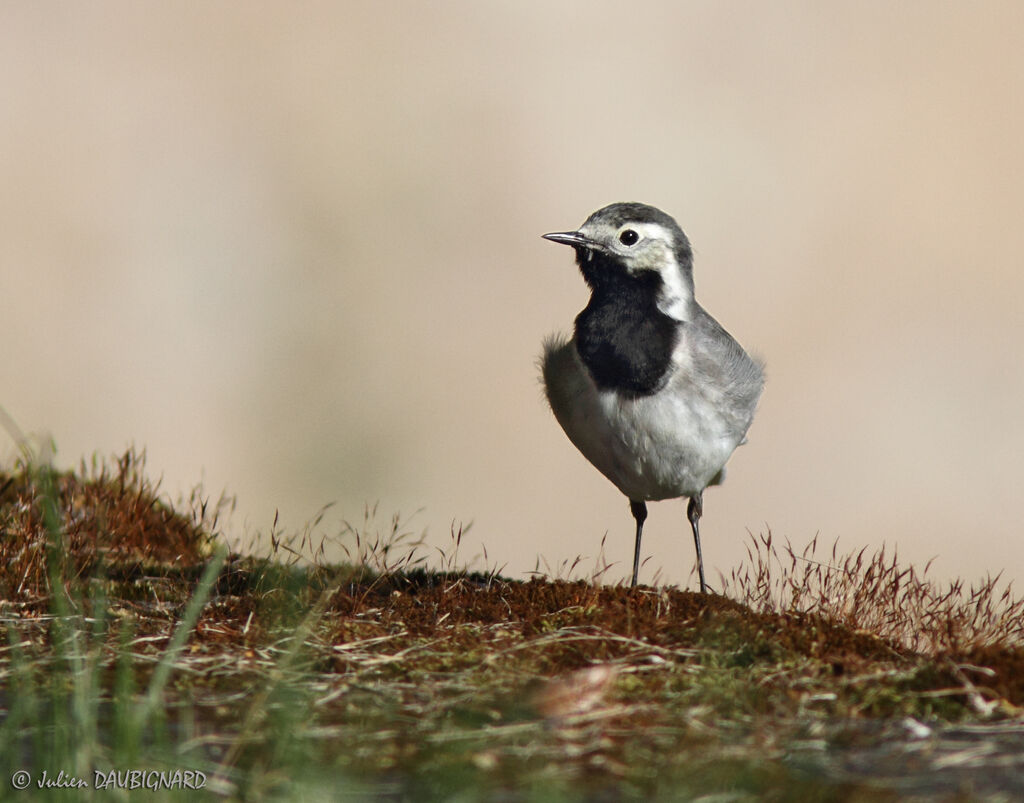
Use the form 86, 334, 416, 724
725, 530, 1024, 653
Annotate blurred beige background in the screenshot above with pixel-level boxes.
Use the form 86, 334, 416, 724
3, 3, 1023, 588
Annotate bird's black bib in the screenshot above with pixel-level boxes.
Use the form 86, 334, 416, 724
574, 269, 679, 397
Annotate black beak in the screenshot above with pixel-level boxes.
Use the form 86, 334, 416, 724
541, 231, 604, 251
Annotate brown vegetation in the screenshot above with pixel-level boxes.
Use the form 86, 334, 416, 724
2, 450, 1022, 798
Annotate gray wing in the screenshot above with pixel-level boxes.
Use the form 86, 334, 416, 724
687, 305, 765, 442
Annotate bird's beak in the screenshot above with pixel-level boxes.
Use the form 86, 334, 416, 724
542, 231, 604, 251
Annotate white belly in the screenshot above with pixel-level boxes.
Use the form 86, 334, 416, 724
542, 336, 742, 501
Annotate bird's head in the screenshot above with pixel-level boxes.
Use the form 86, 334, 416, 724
543, 202, 695, 321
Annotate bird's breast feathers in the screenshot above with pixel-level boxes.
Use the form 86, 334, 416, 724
542, 333, 752, 501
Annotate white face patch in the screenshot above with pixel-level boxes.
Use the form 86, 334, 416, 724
577, 220, 693, 321
654, 251, 692, 322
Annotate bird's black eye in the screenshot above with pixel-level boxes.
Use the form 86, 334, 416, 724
619, 229, 639, 246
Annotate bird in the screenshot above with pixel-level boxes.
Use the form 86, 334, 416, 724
540, 202, 763, 592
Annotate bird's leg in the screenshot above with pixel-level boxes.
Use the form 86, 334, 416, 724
629, 500, 647, 588
687, 493, 707, 593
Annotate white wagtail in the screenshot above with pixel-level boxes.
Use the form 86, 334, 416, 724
540, 202, 763, 592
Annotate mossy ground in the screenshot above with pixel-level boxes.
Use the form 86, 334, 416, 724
1, 452, 1022, 800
